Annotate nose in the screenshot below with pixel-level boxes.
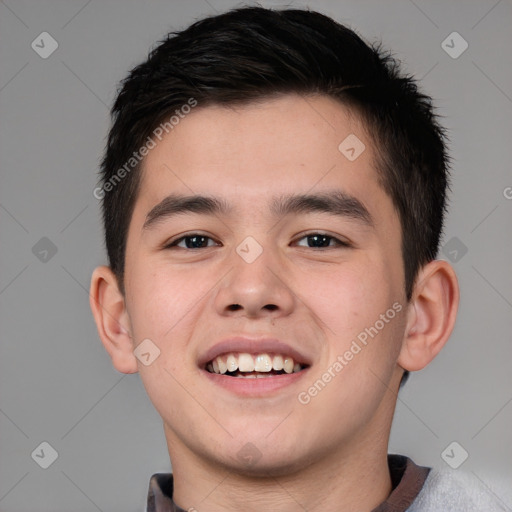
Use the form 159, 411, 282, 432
214, 244, 296, 320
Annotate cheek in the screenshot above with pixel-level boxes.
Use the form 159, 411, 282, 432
299, 286, 406, 441
126, 261, 203, 347
125, 264, 208, 413
307, 255, 393, 340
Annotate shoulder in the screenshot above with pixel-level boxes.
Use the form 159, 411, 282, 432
407, 468, 507, 512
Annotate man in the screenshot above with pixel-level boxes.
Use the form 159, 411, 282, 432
89, 6, 502, 511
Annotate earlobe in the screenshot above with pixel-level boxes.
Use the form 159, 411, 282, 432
398, 260, 459, 372
89, 266, 139, 374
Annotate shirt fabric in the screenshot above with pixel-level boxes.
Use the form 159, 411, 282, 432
145, 454, 429, 512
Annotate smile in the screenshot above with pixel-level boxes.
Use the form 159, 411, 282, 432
206, 352, 307, 378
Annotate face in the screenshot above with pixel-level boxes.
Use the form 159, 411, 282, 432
122, 94, 408, 475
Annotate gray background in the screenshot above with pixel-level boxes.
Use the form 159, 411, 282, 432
1, 0, 511, 510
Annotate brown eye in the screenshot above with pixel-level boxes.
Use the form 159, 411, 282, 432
295, 233, 350, 249
166, 234, 218, 249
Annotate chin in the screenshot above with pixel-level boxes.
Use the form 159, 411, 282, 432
204, 440, 314, 478
228, 453, 310, 479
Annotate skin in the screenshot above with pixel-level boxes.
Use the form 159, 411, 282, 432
90, 94, 459, 512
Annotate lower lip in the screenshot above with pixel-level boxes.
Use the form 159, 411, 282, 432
201, 368, 309, 396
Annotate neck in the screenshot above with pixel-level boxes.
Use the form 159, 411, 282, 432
166, 427, 392, 512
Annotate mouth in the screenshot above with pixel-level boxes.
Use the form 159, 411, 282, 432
198, 337, 312, 396
205, 352, 308, 378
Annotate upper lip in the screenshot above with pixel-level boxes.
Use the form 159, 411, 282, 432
198, 336, 312, 368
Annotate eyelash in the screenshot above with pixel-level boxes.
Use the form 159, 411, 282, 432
164, 232, 351, 250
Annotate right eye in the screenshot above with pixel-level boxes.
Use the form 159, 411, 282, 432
164, 233, 220, 250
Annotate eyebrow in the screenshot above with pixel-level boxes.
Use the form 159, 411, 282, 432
142, 190, 374, 231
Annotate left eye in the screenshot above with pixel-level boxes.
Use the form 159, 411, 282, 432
294, 233, 348, 248
166, 233, 348, 250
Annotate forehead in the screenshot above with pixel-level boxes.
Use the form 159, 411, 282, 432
129, 93, 399, 238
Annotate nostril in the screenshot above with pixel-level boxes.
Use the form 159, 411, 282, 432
228, 304, 242, 311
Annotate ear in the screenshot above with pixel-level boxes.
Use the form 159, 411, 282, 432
398, 259, 459, 372
89, 265, 139, 374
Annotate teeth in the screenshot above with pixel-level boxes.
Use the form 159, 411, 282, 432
226, 354, 238, 372
272, 355, 284, 371
207, 352, 305, 375
238, 353, 255, 372
234, 373, 275, 379
254, 354, 272, 372
283, 357, 294, 374
218, 358, 228, 374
